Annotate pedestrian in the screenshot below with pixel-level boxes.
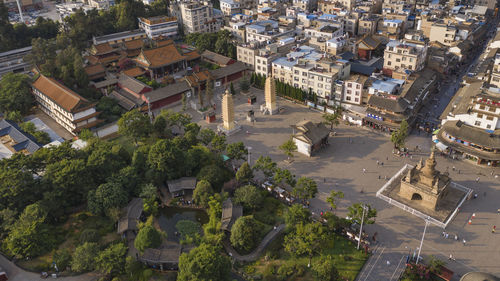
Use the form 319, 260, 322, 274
363, 168, 366, 174
455, 234, 458, 240
476, 177, 480, 183
386, 156, 389, 161
463, 239, 466, 245
381, 162, 384, 166
448, 254, 453, 260
378, 175, 381, 179
452, 166, 456, 171
493, 226, 496, 233
386, 260, 390, 266
458, 169, 460, 174
442, 231, 446, 237
377, 160, 380, 165
445, 233, 449, 239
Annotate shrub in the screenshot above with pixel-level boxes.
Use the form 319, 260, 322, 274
79, 229, 100, 244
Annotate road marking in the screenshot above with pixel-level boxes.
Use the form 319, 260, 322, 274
361, 245, 386, 281
390, 254, 406, 281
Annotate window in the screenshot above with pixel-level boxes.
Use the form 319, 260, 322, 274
355, 91, 360, 96
480, 105, 486, 110
487, 124, 492, 129
356, 85, 360, 89
318, 77, 323, 81
294, 70, 299, 74
346, 96, 351, 101
318, 83, 323, 88
486, 116, 494, 121
396, 58, 401, 62
477, 113, 483, 118
355, 98, 359, 102
347, 90, 351, 94
475, 121, 481, 126
408, 65, 412, 70
348, 83, 352, 87
302, 72, 307, 76
387, 61, 392, 66
489, 107, 495, 112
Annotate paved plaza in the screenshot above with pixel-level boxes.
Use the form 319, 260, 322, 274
188, 87, 500, 281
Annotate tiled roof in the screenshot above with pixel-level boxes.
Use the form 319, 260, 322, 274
144, 81, 191, 103
221, 198, 243, 231
84, 64, 106, 76
118, 74, 151, 95
109, 89, 144, 111
138, 44, 186, 68
368, 95, 409, 113
202, 50, 233, 66
0, 120, 41, 154
32, 74, 91, 113
123, 67, 145, 77
124, 39, 144, 50
293, 120, 330, 145
93, 43, 114, 55
184, 50, 201, 61
166, 177, 197, 193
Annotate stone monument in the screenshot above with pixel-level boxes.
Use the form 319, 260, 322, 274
218, 89, 241, 135
263, 76, 278, 115
398, 148, 451, 211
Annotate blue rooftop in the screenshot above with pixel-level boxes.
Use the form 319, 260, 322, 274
371, 79, 401, 93
0, 120, 42, 154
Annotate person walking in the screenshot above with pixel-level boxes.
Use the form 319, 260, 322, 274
455, 234, 458, 241
493, 226, 496, 233
463, 239, 466, 245
363, 168, 366, 174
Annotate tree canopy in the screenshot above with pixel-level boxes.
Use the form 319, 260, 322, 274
71, 242, 99, 272
348, 203, 377, 224
118, 109, 152, 144
391, 120, 409, 149
230, 216, 261, 253
177, 243, 231, 281
292, 177, 318, 201
134, 225, 163, 253
279, 138, 297, 160
234, 185, 263, 210
0, 73, 34, 115
193, 180, 214, 208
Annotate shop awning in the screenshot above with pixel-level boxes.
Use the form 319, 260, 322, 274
435, 141, 448, 151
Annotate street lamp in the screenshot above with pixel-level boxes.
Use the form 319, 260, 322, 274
416, 218, 430, 265
247, 146, 252, 165
357, 204, 368, 250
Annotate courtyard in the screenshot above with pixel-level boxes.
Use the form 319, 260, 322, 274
187, 86, 500, 280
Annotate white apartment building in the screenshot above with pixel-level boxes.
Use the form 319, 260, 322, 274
490, 53, 500, 88
138, 16, 178, 39
32, 74, 101, 135
326, 35, 348, 55
237, 44, 259, 68
383, 40, 428, 76
304, 25, 343, 40
179, 1, 222, 34
245, 20, 295, 44
220, 0, 241, 15
292, 0, 318, 12
343, 74, 369, 105
255, 52, 280, 77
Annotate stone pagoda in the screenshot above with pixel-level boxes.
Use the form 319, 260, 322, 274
263, 76, 278, 115
218, 89, 241, 135
399, 148, 452, 211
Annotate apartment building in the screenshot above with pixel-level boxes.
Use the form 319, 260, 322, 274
326, 35, 348, 55
178, 1, 222, 34
383, 40, 428, 77
318, 0, 355, 11
220, 0, 241, 15
304, 25, 343, 40
32, 74, 101, 135
237, 44, 259, 68
255, 52, 280, 77
474, 0, 497, 10
344, 16, 358, 35
138, 16, 178, 39
490, 53, 500, 88
343, 74, 369, 105
245, 20, 295, 44
292, 0, 318, 12
272, 46, 320, 84
377, 19, 404, 39
429, 24, 458, 46
438, 81, 500, 166
292, 60, 339, 98
358, 17, 379, 35
93, 30, 147, 46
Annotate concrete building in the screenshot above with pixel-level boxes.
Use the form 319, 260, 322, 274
429, 24, 459, 46
474, 0, 497, 10
237, 44, 259, 68
93, 30, 147, 46
245, 20, 295, 44
178, 0, 222, 34
490, 53, 500, 88
326, 35, 348, 55
343, 74, 369, 105
383, 40, 428, 77
0, 46, 32, 78
358, 16, 379, 35
31, 74, 101, 135
292, 0, 318, 12
318, 0, 355, 11
2, 0, 42, 11
138, 16, 178, 39
220, 0, 241, 15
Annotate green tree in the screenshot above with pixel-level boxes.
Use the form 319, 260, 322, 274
20, 121, 51, 144
312, 255, 340, 281
284, 204, 311, 227
87, 182, 128, 216
326, 190, 344, 210
226, 141, 247, 161
234, 185, 263, 210
134, 225, 163, 253
428, 255, 446, 274
235, 162, 253, 184
193, 180, 214, 208
53, 249, 72, 272
71, 242, 99, 272
348, 203, 377, 224
279, 138, 297, 160
147, 139, 185, 180
230, 216, 260, 253
95, 242, 128, 276
140, 183, 159, 216
252, 156, 277, 178
6, 203, 52, 258
79, 228, 100, 244
118, 109, 152, 144
273, 168, 296, 186
210, 134, 227, 153
292, 177, 318, 200
78, 128, 95, 141
196, 164, 231, 191
322, 110, 341, 130
177, 243, 230, 281
230, 82, 236, 95
284, 222, 327, 263
239, 76, 250, 92
5, 111, 23, 123
199, 128, 216, 145
206, 79, 214, 105
391, 120, 409, 149
0, 73, 34, 115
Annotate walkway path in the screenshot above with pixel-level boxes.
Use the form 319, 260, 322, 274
0, 254, 96, 281
224, 224, 285, 262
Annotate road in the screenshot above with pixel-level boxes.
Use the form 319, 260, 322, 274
0, 254, 96, 281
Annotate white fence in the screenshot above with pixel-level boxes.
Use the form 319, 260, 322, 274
376, 164, 472, 229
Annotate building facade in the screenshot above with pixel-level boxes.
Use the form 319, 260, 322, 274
32, 74, 101, 135
139, 16, 178, 39
383, 40, 428, 77
179, 1, 222, 34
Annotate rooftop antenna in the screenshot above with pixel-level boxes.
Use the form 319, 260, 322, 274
16, 0, 24, 23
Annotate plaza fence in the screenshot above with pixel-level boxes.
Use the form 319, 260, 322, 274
375, 164, 472, 229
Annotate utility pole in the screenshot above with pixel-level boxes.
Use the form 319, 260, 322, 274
247, 146, 252, 165
16, 0, 24, 23
416, 219, 429, 264
357, 204, 367, 250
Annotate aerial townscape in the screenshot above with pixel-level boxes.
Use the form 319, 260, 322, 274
0, 0, 500, 280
